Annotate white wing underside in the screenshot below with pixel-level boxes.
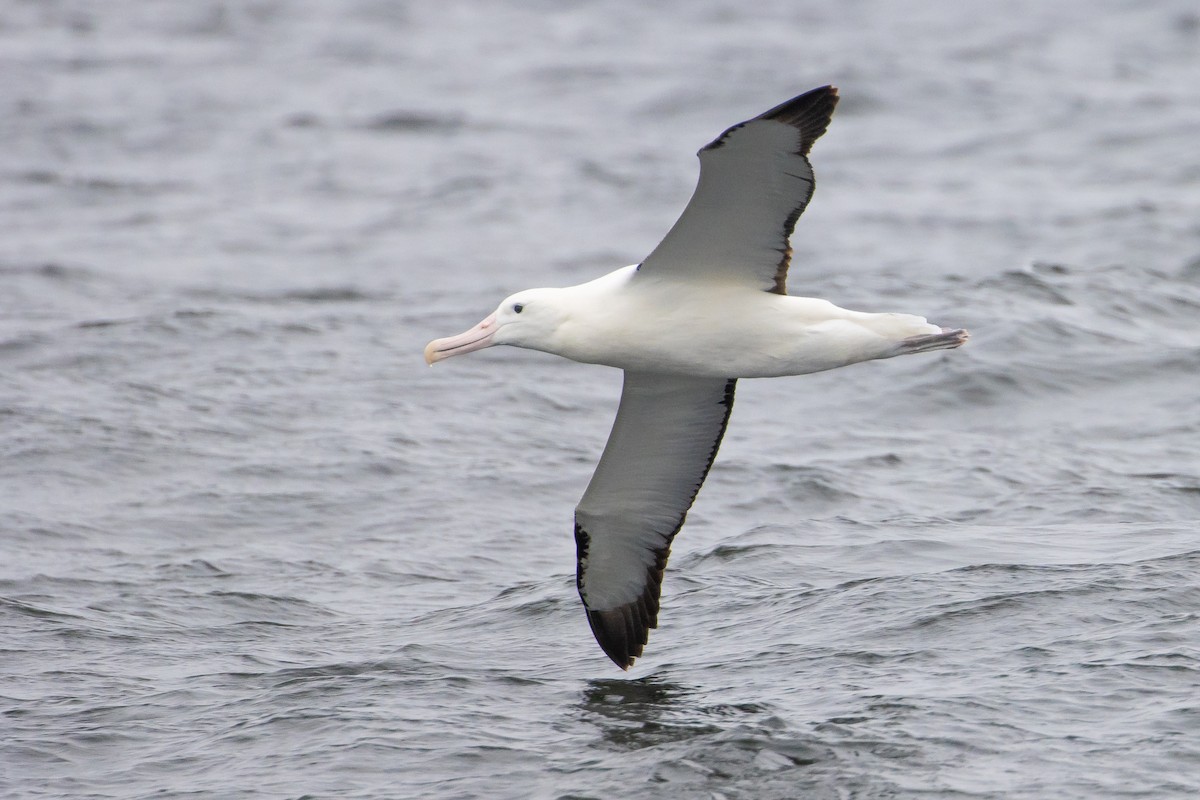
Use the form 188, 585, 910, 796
574, 371, 736, 669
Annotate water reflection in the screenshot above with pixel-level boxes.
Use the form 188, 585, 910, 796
579, 676, 726, 750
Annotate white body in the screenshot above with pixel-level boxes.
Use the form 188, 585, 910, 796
535, 265, 942, 378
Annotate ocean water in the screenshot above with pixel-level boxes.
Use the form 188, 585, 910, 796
2, 1, 1199, 798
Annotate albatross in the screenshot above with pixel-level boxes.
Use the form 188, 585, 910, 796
424, 86, 968, 669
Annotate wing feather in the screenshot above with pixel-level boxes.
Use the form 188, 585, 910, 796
637, 85, 838, 294
574, 372, 737, 669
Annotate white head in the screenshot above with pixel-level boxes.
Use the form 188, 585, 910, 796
424, 288, 568, 365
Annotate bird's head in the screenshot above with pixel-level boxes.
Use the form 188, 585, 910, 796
424, 288, 567, 365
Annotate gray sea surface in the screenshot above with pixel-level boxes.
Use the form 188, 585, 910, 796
3, 1, 1200, 798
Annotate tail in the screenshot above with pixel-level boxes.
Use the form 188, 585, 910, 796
895, 327, 969, 355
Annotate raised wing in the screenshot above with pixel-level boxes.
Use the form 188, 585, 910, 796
574, 371, 737, 669
638, 85, 838, 295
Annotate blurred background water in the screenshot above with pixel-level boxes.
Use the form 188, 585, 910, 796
2, 1, 1199, 798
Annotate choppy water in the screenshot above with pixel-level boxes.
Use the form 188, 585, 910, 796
3, 1, 1200, 798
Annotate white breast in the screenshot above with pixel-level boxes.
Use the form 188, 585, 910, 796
548, 270, 941, 378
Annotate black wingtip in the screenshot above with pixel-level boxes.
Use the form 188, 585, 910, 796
585, 588, 661, 670
586, 608, 638, 670
581, 562, 670, 670
576, 522, 659, 670
702, 85, 839, 156
757, 85, 839, 156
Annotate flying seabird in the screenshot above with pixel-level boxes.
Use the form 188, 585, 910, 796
424, 86, 968, 669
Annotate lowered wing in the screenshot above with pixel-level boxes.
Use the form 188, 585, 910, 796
574, 371, 737, 669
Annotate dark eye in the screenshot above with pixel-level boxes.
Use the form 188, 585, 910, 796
513, 303, 524, 314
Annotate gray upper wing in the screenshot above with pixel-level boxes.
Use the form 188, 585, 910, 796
637, 85, 838, 295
